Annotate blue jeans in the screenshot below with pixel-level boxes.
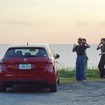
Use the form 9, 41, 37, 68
76, 56, 86, 81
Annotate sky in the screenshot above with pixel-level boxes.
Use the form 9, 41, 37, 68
0, 0, 105, 44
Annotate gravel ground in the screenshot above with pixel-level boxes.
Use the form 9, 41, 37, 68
0, 81, 105, 105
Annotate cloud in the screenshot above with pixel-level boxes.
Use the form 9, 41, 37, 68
0, 21, 53, 26
99, 21, 105, 27
76, 21, 105, 27
76, 21, 91, 26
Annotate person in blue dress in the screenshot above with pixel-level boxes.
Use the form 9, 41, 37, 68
72, 38, 90, 81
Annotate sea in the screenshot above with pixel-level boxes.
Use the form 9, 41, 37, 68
0, 44, 101, 69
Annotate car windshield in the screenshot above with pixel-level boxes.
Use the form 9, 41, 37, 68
4, 47, 48, 58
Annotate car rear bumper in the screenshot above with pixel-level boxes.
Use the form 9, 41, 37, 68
4, 80, 49, 87
0, 72, 56, 86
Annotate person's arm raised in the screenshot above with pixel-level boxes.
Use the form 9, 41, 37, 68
96, 43, 102, 50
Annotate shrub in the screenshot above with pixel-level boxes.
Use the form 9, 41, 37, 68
59, 68, 100, 78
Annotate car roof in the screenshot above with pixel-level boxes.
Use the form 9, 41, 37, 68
5, 43, 55, 58
8, 43, 50, 48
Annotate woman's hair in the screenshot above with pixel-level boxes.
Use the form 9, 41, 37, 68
103, 38, 105, 42
78, 38, 82, 42
82, 38, 86, 42
101, 38, 105, 42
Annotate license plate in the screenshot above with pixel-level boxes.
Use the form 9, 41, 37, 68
19, 64, 31, 70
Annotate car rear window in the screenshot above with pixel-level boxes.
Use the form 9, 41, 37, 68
4, 47, 48, 58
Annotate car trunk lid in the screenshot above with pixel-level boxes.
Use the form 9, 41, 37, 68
2, 57, 51, 72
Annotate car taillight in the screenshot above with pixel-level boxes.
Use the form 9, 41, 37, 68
0, 63, 7, 72
44, 64, 54, 69
44, 59, 54, 71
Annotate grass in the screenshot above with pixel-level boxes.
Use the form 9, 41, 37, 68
58, 68, 104, 84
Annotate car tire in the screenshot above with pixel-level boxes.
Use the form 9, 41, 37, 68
0, 86, 6, 92
49, 83, 57, 92
57, 78, 60, 85
57, 72, 60, 85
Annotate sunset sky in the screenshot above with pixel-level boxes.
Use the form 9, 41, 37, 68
0, 0, 105, 44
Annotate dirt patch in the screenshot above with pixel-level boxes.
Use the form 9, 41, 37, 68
57, 81, 105, 105
1, 81, 105, 105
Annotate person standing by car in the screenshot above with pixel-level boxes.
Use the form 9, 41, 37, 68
72, 38, 90, 81
82, 38, 90, 79
97, 38, 105, 78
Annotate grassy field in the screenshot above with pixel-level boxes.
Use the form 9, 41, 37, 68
58, 68, 105, 84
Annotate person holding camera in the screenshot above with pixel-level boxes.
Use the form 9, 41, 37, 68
97, 38, 105, 78
72, 38, 90, 81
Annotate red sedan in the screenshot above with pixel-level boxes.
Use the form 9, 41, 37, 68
0, 43, 60, 92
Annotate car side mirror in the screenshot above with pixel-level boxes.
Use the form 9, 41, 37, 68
55, 54, 60, 59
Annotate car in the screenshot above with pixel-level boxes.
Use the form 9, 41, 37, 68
0, 43, 60, 92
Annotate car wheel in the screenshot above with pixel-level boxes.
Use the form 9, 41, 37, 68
0, 86, 6, 92
57, 78, 60, 85
49, 83, 57, 92
57, 71, 60, 84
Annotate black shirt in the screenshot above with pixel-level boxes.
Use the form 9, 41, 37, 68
73, 45, 87, 56
101, 44, 105, 52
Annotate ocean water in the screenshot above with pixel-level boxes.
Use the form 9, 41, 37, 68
51, 44, 100, 69
0, 44, 101, 69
